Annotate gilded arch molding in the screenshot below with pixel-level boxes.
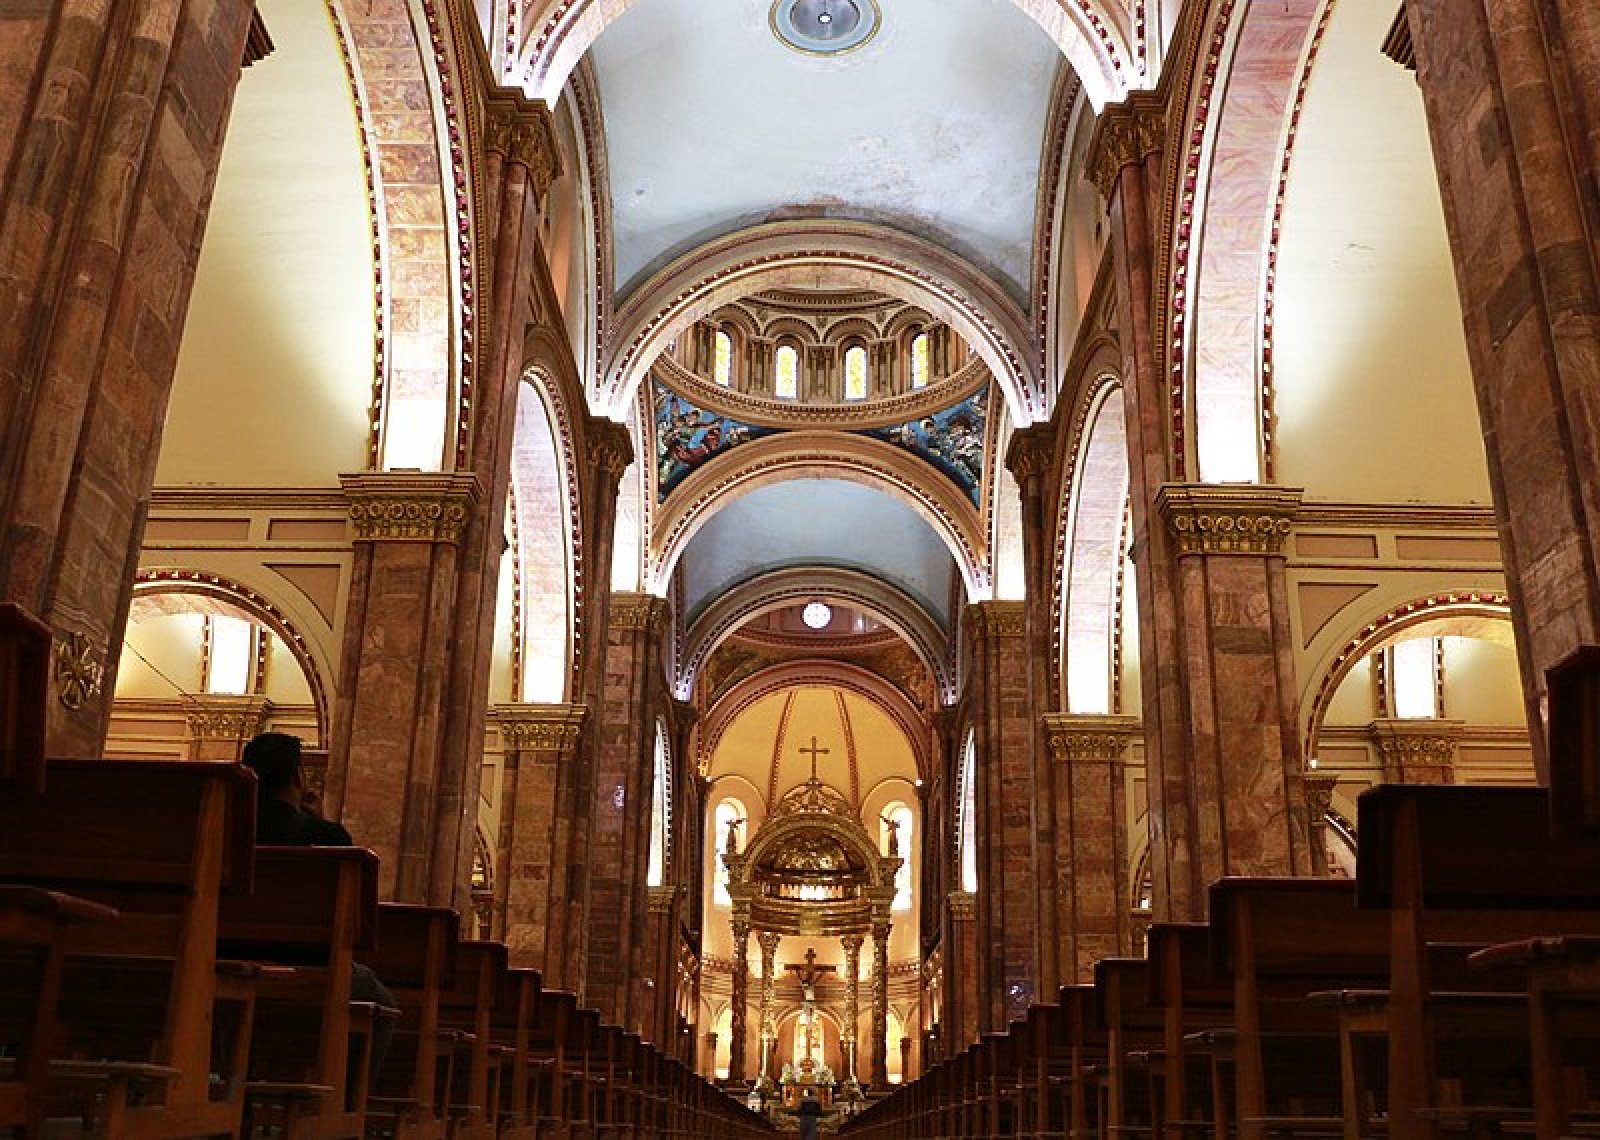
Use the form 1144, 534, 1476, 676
650, 431, 990, 600
679, 567, 953, 704
599, 221, 1043, 425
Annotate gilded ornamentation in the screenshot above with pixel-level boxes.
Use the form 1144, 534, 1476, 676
1303, 772, 1339, 819
647, 884, 677, 914
342, 472, 481, 544
963, 601, 1027, 638
608, 592, 669, 632
947, 890, 977, 921
587, 417, 635, 484
186, 698, 272, 741
53, 631, 102, 711
493, 703, 588, 751
1086, 95, 1165, 199
1156, 483, 1303, 555
1042, 713, 1141, 762
1005, 424, 1055, 481
1369, 718, 1462, 782
482, 95, 561, 199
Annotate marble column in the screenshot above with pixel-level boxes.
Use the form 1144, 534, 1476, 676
491, 703, 587, 975
756, 931, 781, 1084
583, 590, 668, 1029
1407, 0, 1600, 796
841, 933, 864, 1088
729, 917, 752, 1083
963, 601, 1040, 1025
326, 472, 481, 902
945, 891, 979, 1056
1043, 714, 1140, 981
870, 920, 891, 1087
1369, 719, 1461, 785
185, 695, 272, 763
1303, 773, 1340, 877
643, 885, 678, 1048
0, 1, 258, 754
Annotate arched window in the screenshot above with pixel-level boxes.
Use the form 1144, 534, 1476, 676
713, 797, 747, 906
1386, 636, 1443, 719
712, 328, 733, 387
844, 344, 869, 400
647, 719, 672, 887
957, 731, 978, 894
880, 802, 914, 910
774, 344, 799, 400
204, 614, 257, 695
910, 332, 931, 389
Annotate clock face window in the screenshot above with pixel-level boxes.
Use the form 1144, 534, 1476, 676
802, 601, 833, 630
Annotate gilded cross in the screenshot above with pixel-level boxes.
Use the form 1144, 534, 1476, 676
799, 736, 830, 780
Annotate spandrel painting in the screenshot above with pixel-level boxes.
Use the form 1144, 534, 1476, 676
654, 381, 779, 501
859, 386, 988, 507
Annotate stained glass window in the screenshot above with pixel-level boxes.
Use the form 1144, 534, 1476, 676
844, 345, 868, 400
775, 344, 799, 399
911, 332, 931, 388
712, 329, 732, 387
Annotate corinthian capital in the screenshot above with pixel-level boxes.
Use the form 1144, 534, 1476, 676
1155, 483, 1303, 556
483, 92, 562, 199
341, 472, 482, 544
1086, 93, 1166, 199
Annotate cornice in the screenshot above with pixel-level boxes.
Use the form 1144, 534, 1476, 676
149, 487, 347, 512
1042, 713, 1141, 762
1085, 90, 1166, 200
341, 472, 482, 544
1295, 501, 1499, 531
491, 702, 589, 751
1156, 483, 1303, 556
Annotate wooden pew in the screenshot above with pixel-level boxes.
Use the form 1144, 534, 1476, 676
0, 758, 257, 1138
0, 886, 119, 1138
436, 939, 507, 1140
1357, 784, 1600, 1140
217, 845, 381, 1139
360, 904, 460, 1140
1147, 923, 1232, 1140
1094, 957, 1164, 1139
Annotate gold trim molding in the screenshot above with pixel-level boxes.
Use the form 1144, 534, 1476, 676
341, 472, 481, 544
1157, 483, 1303, 556
491, 703, 589, 751
1042, 713, 1141, 762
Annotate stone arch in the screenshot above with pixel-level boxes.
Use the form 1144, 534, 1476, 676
509, 0, 1137, 113
600, 221, 1041, 425
1170, 0, 1332, 482
511, 370, 579, 701
1056, 379, 1131, 713
327, 0, 472, 471
1300, 591, 1514, 754
651, 431, 990, 600
678, 567, 953, 704
130, 569, 333, 742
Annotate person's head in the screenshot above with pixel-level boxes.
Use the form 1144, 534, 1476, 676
242, 732, 303, 802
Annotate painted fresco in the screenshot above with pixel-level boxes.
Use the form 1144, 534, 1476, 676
858, 386, 988, 506
654, 381, 780, 501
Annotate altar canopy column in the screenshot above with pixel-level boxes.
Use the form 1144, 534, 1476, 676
870, 919, 891, 1087
491, 703, 587, 973
327, 472, 482, 902
0, 0, 257, 753
1406, 0, 1600, 797
1043, 714, 1139, 981
840, 933, 863, 1088
1089, 99, 1311, 923
757, 931, 781, 1083
729, 917, 752, 1083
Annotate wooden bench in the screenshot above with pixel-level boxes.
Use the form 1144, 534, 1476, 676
217, 845, 380, 1140
0, 758, 257, 1138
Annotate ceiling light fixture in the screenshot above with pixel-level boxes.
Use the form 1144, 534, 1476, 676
801, 601, 833, 630
770, 0, 880, 56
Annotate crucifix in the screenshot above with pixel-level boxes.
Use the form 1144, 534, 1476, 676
784, 947, 837, 1065
799, 736, 829, 781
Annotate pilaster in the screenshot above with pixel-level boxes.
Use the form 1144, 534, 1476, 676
1043, 713, 1140, 980
491, 702, 587, 973
328, 471, 482, 902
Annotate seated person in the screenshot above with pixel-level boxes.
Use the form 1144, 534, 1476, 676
241, 732, 394, 1074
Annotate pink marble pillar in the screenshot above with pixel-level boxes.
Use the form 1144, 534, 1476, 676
491, 703, 587, 968
1407, 0, 1600, 799
0, 1, 257, 754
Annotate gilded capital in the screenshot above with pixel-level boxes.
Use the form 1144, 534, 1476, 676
1042, 713, 1141, 762
1369, 717, 1461, 782
1303, 771, 1339, 818
1086, 93, 1166, 199
1155, 483, 1302, 556
491, 702, 588, 752
1005, 424, 1055, 482
341, 472, 481, 544
186, 695, 272, 741
609, 591, 670, 633
947, 890, 977, 921
963, 600, 1027, 639
482, 93, 561, 200
647, 884, 678, 914
586, 417, 635, 485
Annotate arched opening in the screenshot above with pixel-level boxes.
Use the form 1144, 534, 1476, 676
1060, 385, 1131, 713
511, 379, 575, 702
647, 718, 672, 887
957, 730, 978, 895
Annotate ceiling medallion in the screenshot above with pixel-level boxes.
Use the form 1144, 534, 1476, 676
801, 601, 833, 630
770, 0, 881, 56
